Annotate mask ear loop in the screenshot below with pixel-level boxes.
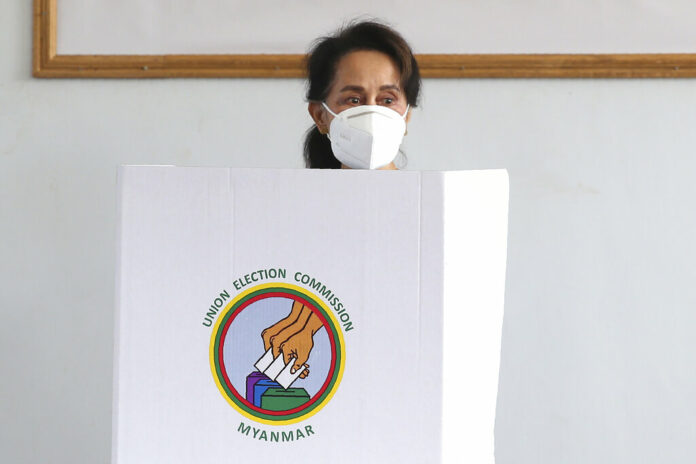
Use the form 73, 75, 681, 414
322, 101, 339, 118
320, 102, 339, 140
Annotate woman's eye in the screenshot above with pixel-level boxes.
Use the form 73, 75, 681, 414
347, 97, 360, 104
383, 97, 394, 104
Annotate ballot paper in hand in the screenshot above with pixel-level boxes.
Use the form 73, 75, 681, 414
262, 352, 286, 380
274, 357, 305, 390
254, 348, 275, 373
254, 348, 305, 389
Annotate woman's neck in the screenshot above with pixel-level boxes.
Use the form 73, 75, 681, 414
340, 162, 398, 170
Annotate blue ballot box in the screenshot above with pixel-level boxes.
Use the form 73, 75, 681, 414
253, 379, 281, 407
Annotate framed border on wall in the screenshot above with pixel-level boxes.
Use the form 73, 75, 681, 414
33, 0, 696, 78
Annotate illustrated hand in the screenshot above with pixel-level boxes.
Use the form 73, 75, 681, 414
277, 313, 325, 379
270, 307, 311, 357
261, 301, 303, 351
279, 327, 314, 379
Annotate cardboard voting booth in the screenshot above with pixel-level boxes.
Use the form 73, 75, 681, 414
114, 167, 509, 463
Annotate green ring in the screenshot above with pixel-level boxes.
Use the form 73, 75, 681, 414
212, 287, 343, 421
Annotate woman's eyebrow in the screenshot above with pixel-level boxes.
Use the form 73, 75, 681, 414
339, 85, 365, 92
338, 84, 401, 92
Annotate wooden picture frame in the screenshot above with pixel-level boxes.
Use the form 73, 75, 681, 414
33, 0, 696, 78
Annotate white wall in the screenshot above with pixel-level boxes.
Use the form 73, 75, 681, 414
58, 0, 696, 53
3, 1, 696, 463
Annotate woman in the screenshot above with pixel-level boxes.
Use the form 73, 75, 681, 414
259, 22, 422, 381
304, 21, 422, 169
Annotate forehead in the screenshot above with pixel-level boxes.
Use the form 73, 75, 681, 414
331, 50, 402, 91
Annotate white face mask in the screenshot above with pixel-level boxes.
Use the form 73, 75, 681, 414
322, 102, 410, 170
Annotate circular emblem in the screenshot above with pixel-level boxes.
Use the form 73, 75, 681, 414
209, 283, 345, 425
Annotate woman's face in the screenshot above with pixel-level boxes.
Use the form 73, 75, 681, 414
309, 49, 411, 170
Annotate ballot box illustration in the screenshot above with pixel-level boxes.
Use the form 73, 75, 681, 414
114, 167, 509, 463
252, 379, 283, 407
260, 388, 311, 411
245, 371, 268, 404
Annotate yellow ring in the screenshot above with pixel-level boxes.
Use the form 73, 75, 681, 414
209, 282, 346, 425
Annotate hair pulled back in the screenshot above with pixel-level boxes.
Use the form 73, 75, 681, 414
303, 20, 421, 169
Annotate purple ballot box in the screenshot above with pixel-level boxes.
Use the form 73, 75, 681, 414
245, 371, 268, 404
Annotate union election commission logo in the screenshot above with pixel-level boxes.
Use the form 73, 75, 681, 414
209, 281, 346, 426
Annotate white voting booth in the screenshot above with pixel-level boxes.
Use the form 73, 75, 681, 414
114, 167, 509, 463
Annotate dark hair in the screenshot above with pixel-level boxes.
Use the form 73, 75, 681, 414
303, 20, 421, 169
